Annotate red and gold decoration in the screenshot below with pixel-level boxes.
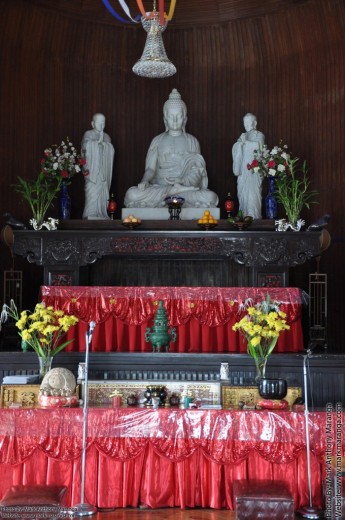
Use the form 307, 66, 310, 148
224, 192, 235, 218
107, 193, 117, 219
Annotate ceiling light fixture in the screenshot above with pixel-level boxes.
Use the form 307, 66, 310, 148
102, 0, 177, 78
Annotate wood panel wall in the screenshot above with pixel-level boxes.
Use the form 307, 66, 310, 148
0, 0, 343, 349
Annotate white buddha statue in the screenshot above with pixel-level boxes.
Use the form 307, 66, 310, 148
124, 89, 219, 208
232, 113, 265, 219
82, 113, 115, 219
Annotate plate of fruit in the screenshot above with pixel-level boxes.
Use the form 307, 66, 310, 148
122, 215, 142, 229
197, 210, 218, 230
228, 211, 253, 230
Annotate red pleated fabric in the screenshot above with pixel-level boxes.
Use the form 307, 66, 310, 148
40, 286, 304, 352
0, 407, 330, 509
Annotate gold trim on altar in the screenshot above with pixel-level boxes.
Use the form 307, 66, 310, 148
222, 385, 302, 409
0, 384, 80, 408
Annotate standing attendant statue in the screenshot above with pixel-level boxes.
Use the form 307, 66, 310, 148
124, 89, 218, 208
232, 113, 265, 219
82, 113, 115, 219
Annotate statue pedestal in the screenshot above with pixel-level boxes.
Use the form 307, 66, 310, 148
121, 207, 220, 221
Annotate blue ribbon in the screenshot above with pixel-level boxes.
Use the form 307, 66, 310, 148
102, 0, 141, 23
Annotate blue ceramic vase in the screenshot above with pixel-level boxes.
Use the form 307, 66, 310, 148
265, 177, 278, 219
58, 182, 71, 220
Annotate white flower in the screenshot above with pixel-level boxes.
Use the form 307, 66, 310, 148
281, 152, 289, 160
53, 163, 59, 170
271, 147, 278, 156
277, 164, 286, 172
0, 304, 8, 324
75, 165, 81, 172
269, 169, 276, 176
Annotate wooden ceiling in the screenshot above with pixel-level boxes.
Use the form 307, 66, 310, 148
27, 0, 310, 27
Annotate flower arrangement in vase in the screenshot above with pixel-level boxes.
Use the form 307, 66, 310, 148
274, 157, 318, 230
1, 300, 79, 379
248, 143, 291, 178
41, 137, 87, 221
13, 137, 86, 228
232, 295, 290, 382
248, 143, 318, 228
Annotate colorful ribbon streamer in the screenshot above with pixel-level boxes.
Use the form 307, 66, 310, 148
102, 0, 140, 23
136, 0, 176, 24
103, 0, 176, 25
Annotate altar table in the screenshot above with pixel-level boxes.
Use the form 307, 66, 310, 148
0, 407, 328, 510
40, 286, 304, 353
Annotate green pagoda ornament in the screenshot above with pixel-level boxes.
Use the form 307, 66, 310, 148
145, 301, 177, 352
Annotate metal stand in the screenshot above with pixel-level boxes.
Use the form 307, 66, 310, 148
296, 352, 324, 519
73, 322, 97, 517
164, 196, 185, 220
167, 202, 183, 220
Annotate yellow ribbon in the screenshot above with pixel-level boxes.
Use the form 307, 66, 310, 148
135, 0, 176, 23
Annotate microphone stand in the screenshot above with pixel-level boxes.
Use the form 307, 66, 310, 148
297, 349, 323, 519
73, 322, 97, 517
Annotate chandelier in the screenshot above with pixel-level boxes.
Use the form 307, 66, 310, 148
102, 0, 177, 78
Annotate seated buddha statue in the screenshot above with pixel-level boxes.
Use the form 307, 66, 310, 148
124, 89, 219, 208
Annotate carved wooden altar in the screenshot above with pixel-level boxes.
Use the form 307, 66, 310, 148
11, 220, 322, 287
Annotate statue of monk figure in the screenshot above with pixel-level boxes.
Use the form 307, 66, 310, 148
124, 89, 219, 208
82, 113, 115, 219
232, 113, 265, 219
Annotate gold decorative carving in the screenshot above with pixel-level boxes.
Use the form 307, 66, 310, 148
0, 384, 79, 408
222, 385, 302, 409
86, 381, 221, 406
0, 385, 40, 407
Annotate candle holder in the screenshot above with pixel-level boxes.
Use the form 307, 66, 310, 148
224, 192, 235, 218
164, 196, 185, 220
107, 193, 117, 220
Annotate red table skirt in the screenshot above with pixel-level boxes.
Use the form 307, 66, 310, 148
0, 444, 322, 510
0, 408, 331, 510
40, 286, 304, 353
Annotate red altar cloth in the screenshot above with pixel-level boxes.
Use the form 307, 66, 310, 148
0, 408, 329, 510
40, 286, 304, 352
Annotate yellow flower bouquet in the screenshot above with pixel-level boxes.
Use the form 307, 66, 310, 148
232, 295, 290, 381
1, 300, 78, 359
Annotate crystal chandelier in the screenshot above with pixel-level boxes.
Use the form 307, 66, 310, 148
102, 0, 177, 78
132, 13, 176, 78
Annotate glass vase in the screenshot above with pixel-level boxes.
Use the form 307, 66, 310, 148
38, 356, 53, 380
254, 357, 268, 383
58, 182, 71, 220
265, 177, 278, 219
